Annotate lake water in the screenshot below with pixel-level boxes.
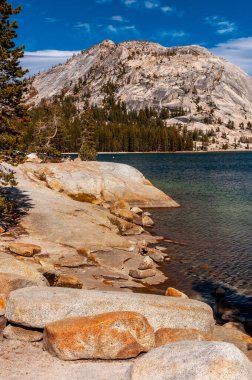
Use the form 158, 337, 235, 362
98, 152, 252, 322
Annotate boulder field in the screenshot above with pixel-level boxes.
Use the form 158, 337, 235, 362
0, 160, 252, 378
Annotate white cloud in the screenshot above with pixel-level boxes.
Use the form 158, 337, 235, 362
45, 17, 58, 23
111, 15, 125, 22
159, 30, 187, 40
122, 0, 137, 5
144, 1, 160, 9
107, 24, 117, 33
211, 37, 252, 75
74, 22, 91, 32
161, 6, 174, 13
21, 50, 80, 76
205, 16, 236, 35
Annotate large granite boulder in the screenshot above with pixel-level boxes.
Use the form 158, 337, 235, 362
5, 287, 214, 331
126, 341, 252, 379
43, 312, 154, 360
22, 161, 179, 207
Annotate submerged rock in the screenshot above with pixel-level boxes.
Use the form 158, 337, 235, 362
126, 341, 252, 380
5, 287, 214, 331
43, 312, 154, 360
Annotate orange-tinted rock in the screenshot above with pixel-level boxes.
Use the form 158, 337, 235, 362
0, 295, 6, 316
0, 226, 5, 234
111, 200, 130, 211
43, 311, 155, 360
165, 287, 188, 298
8, 243, 41, 257
206, 325, 252, 352
155, 328, 207, 347
54, 274, 82, 289
0, 317, 7, 340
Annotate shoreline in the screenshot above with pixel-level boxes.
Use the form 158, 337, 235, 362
62, 149, 252, 155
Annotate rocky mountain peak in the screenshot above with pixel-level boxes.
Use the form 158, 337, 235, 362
27, 39, 252, 150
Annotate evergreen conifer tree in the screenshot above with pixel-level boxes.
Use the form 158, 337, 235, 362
79, 107, 97, 161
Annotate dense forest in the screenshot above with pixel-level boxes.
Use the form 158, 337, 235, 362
27, 86, 214, 154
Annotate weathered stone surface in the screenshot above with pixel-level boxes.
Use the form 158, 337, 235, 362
207, 325, 252, 352
126, 341, 252, 380
3, 324, 42, 342
138, 256, 154, 270
141, 215, 154, 227
54, 274, 83, 289
22, 161, 179, 208
145, 248, 164, 263
0, 294, 6, 316
43, 312, 154, 360
111, 200, 130, 211
6, 287, 215, 331
0, 272, 38, 296
111, 208, 134, 222
0, 255, 48, 286
8, 242, 41, 257
131, 207, 143, 215
129, 269, 156, 279
0, 316, 7, 340
165, 287, 188, 298
155, 328, 208, 347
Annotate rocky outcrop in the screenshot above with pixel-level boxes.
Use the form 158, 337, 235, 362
5, 287, 214, 331
43, 312, 154, 360
28, 40, 252, 151
21, 161, 179, 208
126, 341, 252, 380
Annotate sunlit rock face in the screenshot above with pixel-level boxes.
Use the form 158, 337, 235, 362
27, 40, 252, 149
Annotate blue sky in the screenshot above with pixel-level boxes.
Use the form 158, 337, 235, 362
12, 0, 252, 75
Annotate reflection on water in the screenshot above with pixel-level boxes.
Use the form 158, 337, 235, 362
98, 152, 252, 321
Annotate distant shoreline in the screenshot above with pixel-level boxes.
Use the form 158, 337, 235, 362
63, 150, 252, 155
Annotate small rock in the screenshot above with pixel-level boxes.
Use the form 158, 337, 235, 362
155, 328, 207, 347
111, 200, 130, 211
145, 248, 164, 263
138, 256, 154, 270
129, 269, 156, 279
206, 325, 252, 352
111, 208, 134, 222
156, 246, 167, 252
0, 226, 5, 234
0, 255, 48, 286
131, 207, 143, 214
3, 324, 43, 342
142, 215, 154, 227
0, 294, 6, 316
165, 287, 188, 298
54, 274, 83, 289
224, 321, 246, 333
164, 257, 171, 262
43, 311, 155, 360
0, 273, 38, 296
126, 341, 252, 380
0, 317, 7, 340
143, 212, 152, 217
8, 242, 41, 257
25, 153, 42, 164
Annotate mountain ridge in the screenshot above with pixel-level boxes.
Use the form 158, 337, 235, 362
27, 39, 252, 150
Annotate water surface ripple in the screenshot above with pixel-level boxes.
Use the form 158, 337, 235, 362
98, 152, 252, 319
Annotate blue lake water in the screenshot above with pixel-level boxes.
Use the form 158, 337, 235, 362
98, 152, 252, 321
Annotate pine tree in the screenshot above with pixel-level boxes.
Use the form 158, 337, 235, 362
0, 1, 27, 135
79, 107, 97, 161
0, 1, 27, 220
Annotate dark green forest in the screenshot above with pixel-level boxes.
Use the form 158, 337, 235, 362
26, 89, 214, 154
